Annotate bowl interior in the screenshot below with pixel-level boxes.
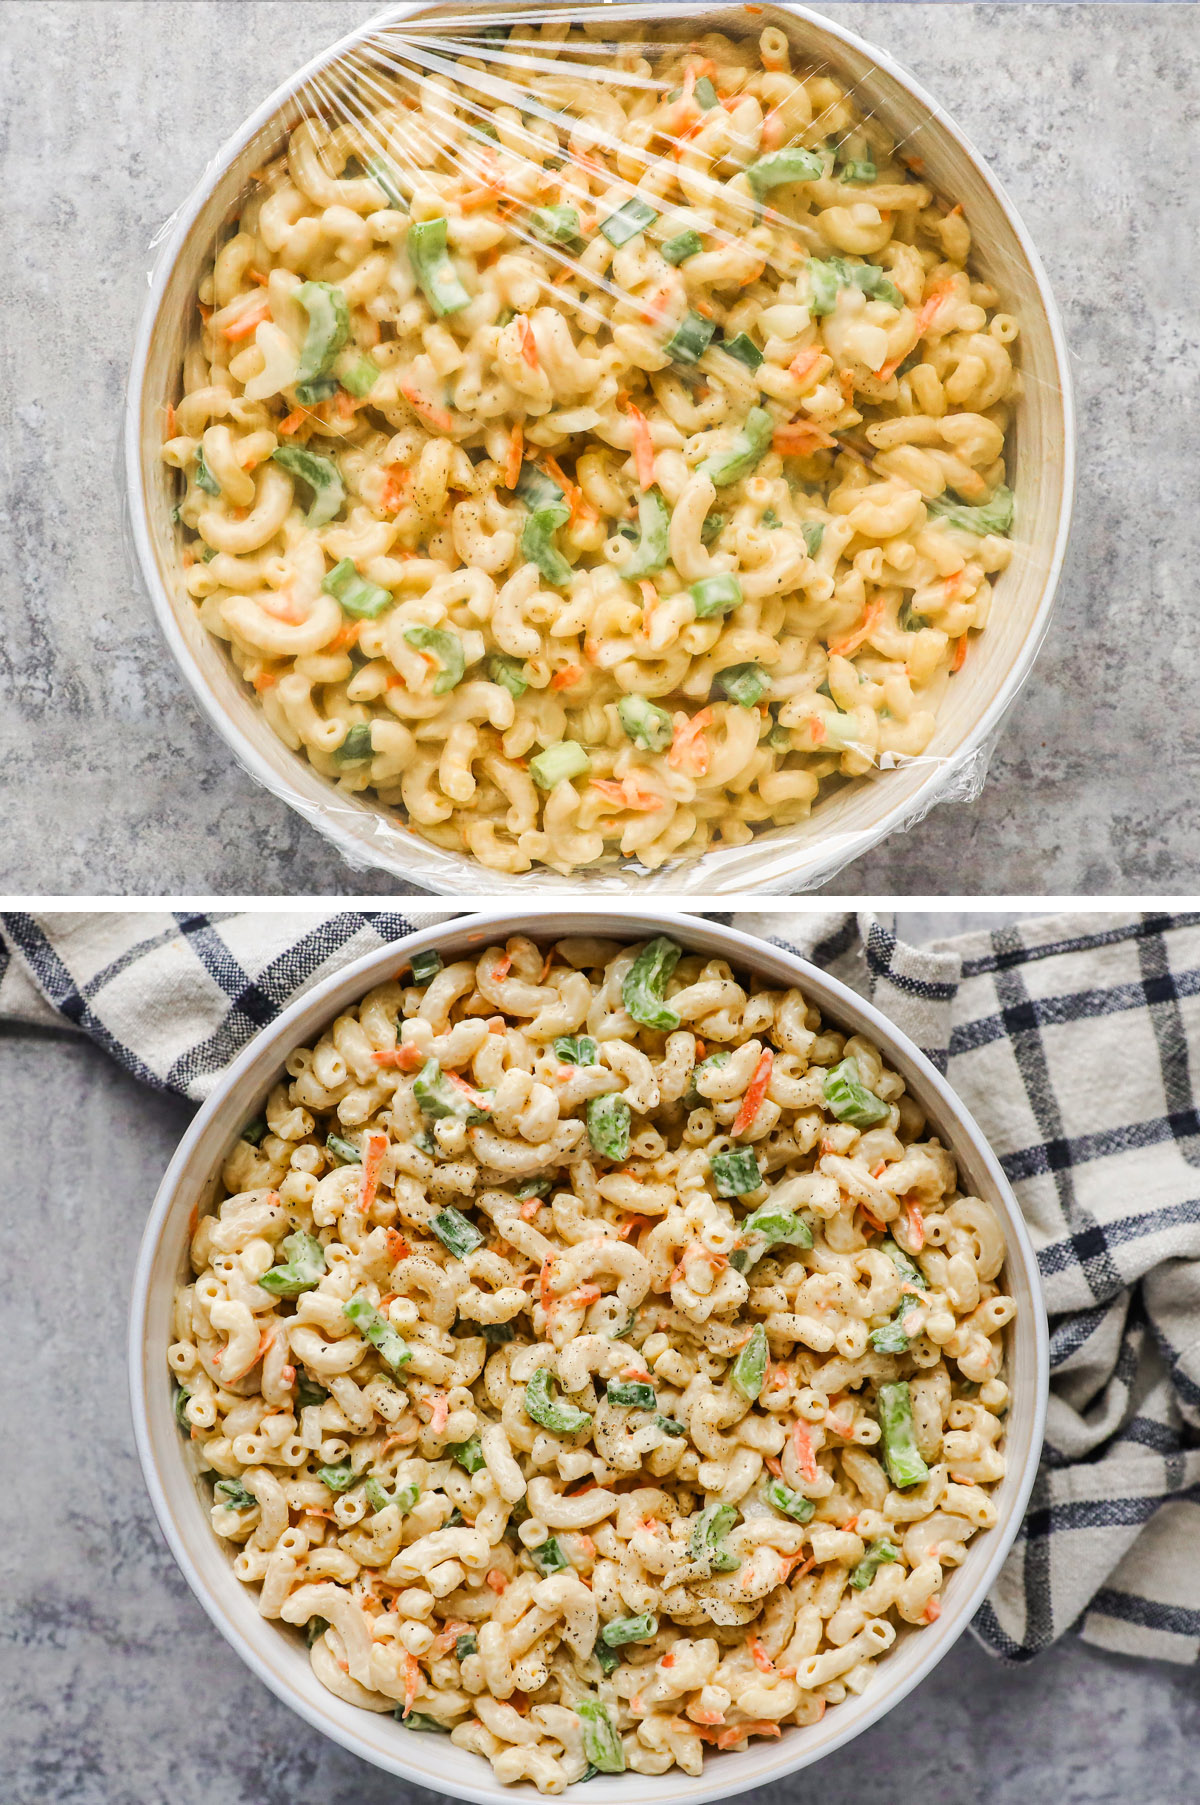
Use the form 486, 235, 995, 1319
131, 1, 1071, 893
132, 910, 1047, 1803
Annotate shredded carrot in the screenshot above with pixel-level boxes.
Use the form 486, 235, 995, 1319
828, 599, 885, 660
357, 1129, 389, 1217
398, 380, 456, 434
859, 1204, 886, 1235
428, 1393, 450, 1434
951, 634, 968, 674
618, 1214, 654, 1241
447, 1071, 492, 1110
589, 776, 663, 813
542, 454, 596, 523
505, 424, 523, 491
486, 1569, 508, 1594
551, 664, 584, 691
163, 403, 177, 440
699, 1722, 782, 1751
459, 182, 501, 211
380, 462, 410, 511
371, 1043, 424, 1072
905, 1199, 926, 1250
223, 295, 270, 341
538, 950, 554, 983
923, 1596, 942, 1623
252, 671, 277, 693
870, 1160, 887, 1180
278, 408, 310, 437
520, 1196, 543, 1221
624, 400, 655, 490
792, 1419, 818, 1484
668, 706, 714, 777
401, 1651, 421, 1717
492, 953, 513, 981
773, 419, 836, 456
579, 1533, 596, 1558
732, 1048, 773, 1138
912, 278, 955, 338
386, 1228, 410, 1262
764, 1454, 783, 1478
787, 347, 824, 388
518, 316, 540, 369
330, 621, 361, 653
747, 1637, 774, 1675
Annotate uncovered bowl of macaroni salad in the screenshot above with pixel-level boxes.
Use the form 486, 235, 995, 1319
131, 911, 1048, 1800
127, 2, 1073, 894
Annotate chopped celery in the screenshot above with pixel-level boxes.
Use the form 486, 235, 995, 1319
214, 1477, 256, 1511
407, 218, 471, 317
194, 446, 220, 497
259, 1231, 325, 1298
522, 502, 573, 586
622, 936, 682, 1031
698, 407, 774, 486
689, 1502, 740, 1572
322, 556, 392, 619
431, 1206, 484, 1259
730, 1323, 769, 1400
802, 520, 825, 557
366, 156, 407, 209
339, 354, 380, 398
404, 625, 465, 695
721, 333, 764, 371
710, 1147, 762, 1197
343, 1292, 411, 1371
554, 1035, 598, 1065
850, 1539, 899, 1588
524, 1368, 593, 1434
690, 573, 744, 618
600, 196, 658, 246
926, 485, 1015, 536
294, 281, 350, 385
333, 723, 373, 765
531, 1534, 571, 1574
488, 653, 528, 698
414, 1058, 492, 1124
607, 1380, 656, 1408
747, 145, 824, 198
617, 694, 672, 753
587, 1094, 631, 1161
514, 461, 565, 508
529, 205, 582, 245
601, 1612, 658, 1645
326, 1132, 362, 1165
449, 1432, 486, 1473
575, 1701, 625, 1773
823, 1057, 890, 1129
877, 1380, 930, 1488
409, 949, 443, 984
715, 663, 768, 708
316, 1459, 355, 1492
661, 229, 703, 265
530, 742, 589, 789
620, 489, 670, 580
666, 309, 716, 365
271, 446, 345, 527
766, 1479, 816, 1522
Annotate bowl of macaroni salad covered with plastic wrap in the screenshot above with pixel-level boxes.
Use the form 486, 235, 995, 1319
127, 2, 1073, 894
132, 912, 1048, 1799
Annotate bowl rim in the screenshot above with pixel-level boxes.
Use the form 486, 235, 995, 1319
128, 906, 1049, 1803
123, 0, 1076, 897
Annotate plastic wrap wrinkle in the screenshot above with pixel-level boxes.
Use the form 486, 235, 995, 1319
126, 1, 1074, 893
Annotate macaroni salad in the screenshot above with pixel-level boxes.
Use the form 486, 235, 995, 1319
169, 934, 1015, 1788
164, 12, 1020, 876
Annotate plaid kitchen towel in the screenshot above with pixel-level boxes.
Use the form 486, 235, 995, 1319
3, 906, 1200, 1667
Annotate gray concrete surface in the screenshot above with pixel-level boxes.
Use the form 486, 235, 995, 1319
2, 3, 1198, 895
3, 907, 1199, 1802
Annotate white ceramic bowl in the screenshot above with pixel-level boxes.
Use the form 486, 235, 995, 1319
129, 908, 1048, 1802
125, 1, 1074, 896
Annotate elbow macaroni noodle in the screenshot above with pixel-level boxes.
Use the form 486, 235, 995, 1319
169, 932, 1015, 1788
164, 11, 1021, 877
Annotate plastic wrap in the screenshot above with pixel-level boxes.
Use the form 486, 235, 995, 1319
124, 2, 1074, 895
